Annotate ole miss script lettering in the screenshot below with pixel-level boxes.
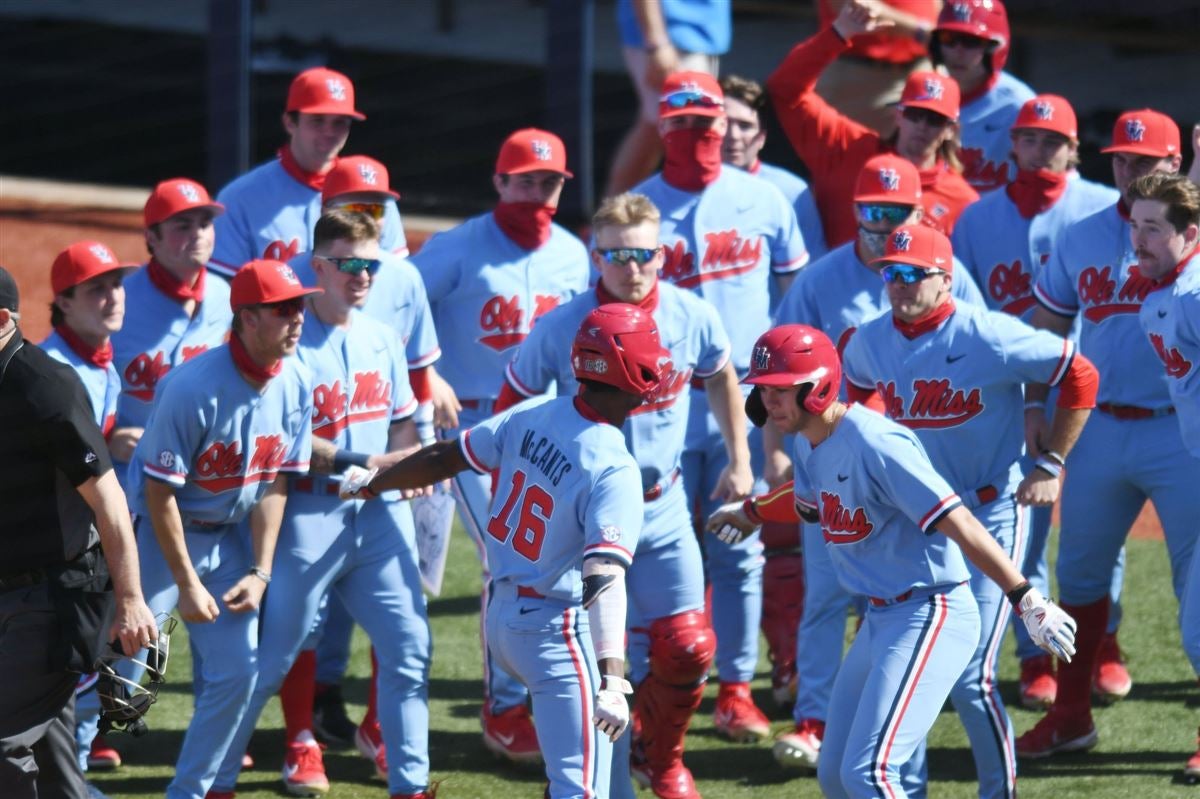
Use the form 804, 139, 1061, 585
661, 229, 763, 288
478, 294, 561, 351
312, 371, 394, 439
124, 345, 210, 401
1077, 264, 1156, 322
820, 491, 874, 544
1150, 333, 1194, 379
193, 434, 288, 493
988, 260, 1035, 316
877, 379, 985, 428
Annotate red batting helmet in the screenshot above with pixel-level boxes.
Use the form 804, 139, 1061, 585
571, 303, 671, 402
744, 325, 841, 415
933, 0, 1012, 74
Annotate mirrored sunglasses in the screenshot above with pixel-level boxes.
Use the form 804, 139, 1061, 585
881, 264, 945, 285
335, 202, 387, 220
936, 31, 988, 49
319, 256, 382, 275
596, 247, 661, 266
857, 204, 914, 224
259, 297, 306, 317
660, 89, 723, 111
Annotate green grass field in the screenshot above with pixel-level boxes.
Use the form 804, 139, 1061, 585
90, 524, 1200, 798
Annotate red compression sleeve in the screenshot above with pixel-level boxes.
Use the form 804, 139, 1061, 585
1056, 353, 1099, 410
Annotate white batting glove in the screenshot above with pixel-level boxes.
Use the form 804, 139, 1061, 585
593, 675, 633, 742
1016, 587, 1077, 662
339, 466, 379, 500
705, 501, 758, 545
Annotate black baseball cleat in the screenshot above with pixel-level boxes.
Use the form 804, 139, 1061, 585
312, 685, 359, 748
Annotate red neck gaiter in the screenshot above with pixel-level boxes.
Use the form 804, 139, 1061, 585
662, 128, 723, 192
1116, 197, 1131, 221
959, 70, 1000, 106
596, 280, 659, 312
229, 333, 282, 383
54, 324, 112, 368
1006, 168, 1069, 219
147, 258, 206, 305
493, 202, 556, 250
1151, 246, 1200, 290
278, 145, 329, 191
893, 297, 956, 340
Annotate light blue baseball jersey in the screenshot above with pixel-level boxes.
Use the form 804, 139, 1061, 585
752, 161, 828, 262
1140, 255, 1200, 456
843, 302, 1075, 497
40, 331, 120, 434
111, 265, 233, 432
954, 177, 1118, 319
1035, 203, 1169, 408
459, 395, 644, 602
615, 0, 731, 54
129, 344, 313, 525
957, 71, 1036, 193
410, 213, 589, 399
775, 241, 985, 361
634, 167, 809, 370
211, 158, 406, 277
790, 403, 969, 599
289, 250, 441, 369
505, 284, 730, 500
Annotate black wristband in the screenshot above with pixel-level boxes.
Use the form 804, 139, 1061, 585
1006, 581, 1033, 606
333, 449, 370, 471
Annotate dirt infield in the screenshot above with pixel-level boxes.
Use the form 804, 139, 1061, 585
0, 195, 1164, 540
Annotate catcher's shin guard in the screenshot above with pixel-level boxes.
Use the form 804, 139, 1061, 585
635, 612, 716, 767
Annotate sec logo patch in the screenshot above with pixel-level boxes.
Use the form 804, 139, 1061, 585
158, 450, 175, 469
600, 525, 621, 543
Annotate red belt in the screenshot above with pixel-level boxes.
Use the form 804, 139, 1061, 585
974, 485, 999, 505
459, 398, 491, 410
517, 585, 545, 599
1097, 403, 1175, 420
868, 589, 914, 607
690, 377, 706, 391
643, 467, 681, 502
292, 477, 340, 496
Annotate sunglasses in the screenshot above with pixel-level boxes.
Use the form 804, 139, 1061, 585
857, 204, 914, 225
660, 89, 723, 111
596, 247, 662, 266
901, 106, 952, 128
881, 264, 946, 285
334, 202, 386, 220
936, 31, 988, 49
317, 255, 382, 275
258, 297, 306, 317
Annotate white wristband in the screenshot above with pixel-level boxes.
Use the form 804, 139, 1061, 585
1033, 455, 1063, 479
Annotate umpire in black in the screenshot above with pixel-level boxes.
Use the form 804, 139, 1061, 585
0, 266, 157, 798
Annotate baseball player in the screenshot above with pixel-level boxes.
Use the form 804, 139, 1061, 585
408, 127, 589, 761
928, 0, 1035, 192
39, 241, 134, 779
210, 67, 406, 278
632, 69, 808, 742
1125, 173, 1200, 778
841, 224, 1098, 799
706, 324, 1077, 799
497, 193, 745, 798
346, 303, 673, 799
125, 259, 316, 799
1018, 110, 1200, 758
766, 0, 980, 249
769, 154, 983, 770
951, 93, 1119, 710
208, 210, 434, 799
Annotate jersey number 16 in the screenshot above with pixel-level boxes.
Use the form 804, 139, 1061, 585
487, 469, 554, 561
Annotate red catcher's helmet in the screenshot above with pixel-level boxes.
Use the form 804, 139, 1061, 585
572, 303, 672, 402
933, 0, 1012, 74
744, 325, 841, 414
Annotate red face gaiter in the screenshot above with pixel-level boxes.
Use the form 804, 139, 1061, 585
662, 128, 723, 192
1006, 168, 1068, 219
493, 202, 556, 250
229, 332, 282, 383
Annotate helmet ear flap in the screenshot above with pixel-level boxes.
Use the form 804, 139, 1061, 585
745, 386, 767, 428
795, 383, 814, 414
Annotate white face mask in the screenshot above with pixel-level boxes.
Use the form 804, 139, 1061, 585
858, 226, 890, 260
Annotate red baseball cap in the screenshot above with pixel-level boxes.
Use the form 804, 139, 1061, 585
229, 260, 322, 310
1101, 109, 1181, 157
51, 241, 137, 295
871, 225, 954, 273
659, 71, 725, 119
144, 178, 225, 228
1013, 95, 1077, 140
286, 67, 365, 120
854, 154, 923, 204
322, 156, 400, 204
898, 71, 960, 121
495, 128, 573, 177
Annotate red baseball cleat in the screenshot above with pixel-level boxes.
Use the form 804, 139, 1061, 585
630, 754, 700, 799
773, 717, 825, 770
282, 733, 330, 796
204, 792, 236, 799
1092, 632, 1132, 703
713, 682, 770, 742
87, 735, 121, 770
481, 703, 542, 764
391, 781, 439, 799
356, 718, 383, 762
1185, 727, 1200, 782
1019, 654, 1057, 710
1016, 710, 1098, 759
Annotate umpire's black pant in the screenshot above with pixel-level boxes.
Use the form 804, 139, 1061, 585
0, 580, 88, 799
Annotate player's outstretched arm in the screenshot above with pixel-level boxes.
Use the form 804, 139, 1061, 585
223, 473, 285, 613
936, 505, 1077, 661
1018, 353, 1097, 506
144, 477, 219, 624
584, 556, 634, 742
705, 362, 754, 502
1024, 306, 1076, 453
349, 439, 470, 499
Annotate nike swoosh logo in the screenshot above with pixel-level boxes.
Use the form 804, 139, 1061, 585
493, 731, 516, 746
1158, 310, 1168, 318
837, 474, 849, 482
519, 606, 538, 615
946, 353, 967, 363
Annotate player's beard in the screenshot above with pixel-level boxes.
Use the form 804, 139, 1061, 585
858, 226, 891, 261
662, 128, 723, 192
